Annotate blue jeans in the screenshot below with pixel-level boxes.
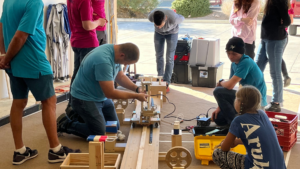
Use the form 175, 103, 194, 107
154, 32, 178, 84
65, 96, 120, 139
213, 87, 237, 126
68, 47, 95, 107
255, 38, 287, 103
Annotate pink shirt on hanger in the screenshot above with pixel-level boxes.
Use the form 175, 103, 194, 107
92, 0, 107, 31
229, 0, 260, 44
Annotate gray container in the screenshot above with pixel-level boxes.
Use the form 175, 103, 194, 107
190, 62, 224, 88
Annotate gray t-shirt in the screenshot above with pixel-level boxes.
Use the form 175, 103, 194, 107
148, 8, 184, 35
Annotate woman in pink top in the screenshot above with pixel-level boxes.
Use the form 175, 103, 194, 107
92, 0, 107, 45
230, 0, 260, 59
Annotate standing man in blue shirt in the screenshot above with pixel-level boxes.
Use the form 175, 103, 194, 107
57, 43, 147, 139
211, 37, 267, 126
0, 0, 78, 165
148, 8, 184, 93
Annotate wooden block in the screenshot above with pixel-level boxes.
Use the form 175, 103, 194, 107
115, 143, 126, 152
136, 126, 147, 169
105, 138, 117, 153
172, 135, 182, 147
89, 142, 104, 169
123, 118, 131, 125
158, 152, 167, 161
106, 133, 117, 137
116, 108, 125, 125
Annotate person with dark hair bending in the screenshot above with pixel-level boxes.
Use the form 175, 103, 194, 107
255, 0, 291, 112
57, 43, 148, 139
148, 8, 184, 93
213, 86, 286, 169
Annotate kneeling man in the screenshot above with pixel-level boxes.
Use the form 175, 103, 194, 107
212, 37, 267, 126
57, 43, 147, 138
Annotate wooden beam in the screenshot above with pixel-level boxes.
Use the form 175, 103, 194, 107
136, 126, 147, 169
89, 142, 104, 169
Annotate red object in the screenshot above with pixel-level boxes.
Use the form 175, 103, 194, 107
172, 9, 177, 13
294, 0, 300, 18
174, 53, 190, 62
210, 0, 222, 6
265, 111, 298, 151
99, 136, 108, 142
55, 85, 70, 93
166, 85, 170, 93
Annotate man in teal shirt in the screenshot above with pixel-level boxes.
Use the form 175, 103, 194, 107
0, 0, 77, 165
211, 37, 267, 126
57, 43, 147, 139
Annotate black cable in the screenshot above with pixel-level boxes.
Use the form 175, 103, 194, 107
150, 94, 215, 122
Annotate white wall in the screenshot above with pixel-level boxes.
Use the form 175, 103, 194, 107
0, 0, 74, 99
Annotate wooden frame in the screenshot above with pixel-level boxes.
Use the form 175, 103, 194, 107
61, 142, 121, 169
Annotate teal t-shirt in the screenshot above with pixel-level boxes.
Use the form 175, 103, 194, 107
71, 44, 122, 102
230, 55, 267, 106
0, 0, 52, 78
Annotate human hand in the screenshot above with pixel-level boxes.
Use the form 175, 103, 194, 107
242, 17, 253, 26
215, 140, 224, 149
0, 56, 10, 69
98, 18, 106, 27
136, 93, 148, 102
211, 107, 221, 122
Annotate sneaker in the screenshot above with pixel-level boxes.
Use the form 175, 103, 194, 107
284, 77, 291, 87
57, 113, 69, 133
13, 147, 38, 165
166, 83, 170, 93
265, 102, 281, 112
117, 130, 126, 141
48, 146, 80, 163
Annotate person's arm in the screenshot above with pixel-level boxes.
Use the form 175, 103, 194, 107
220, 76, 242, 90
80, 0, 106, 30
0, 23, 6, 54
274, 0, 291, 27
239, 0, 260, 40
148, 10, 155, 22
290, 14, 294, 24
99, 81, 147, 101
0, 31, 28, 66
229, 4, 243, 26
221, 132, 237, 151
0, 0, 42, 68
115, 71, 139, 92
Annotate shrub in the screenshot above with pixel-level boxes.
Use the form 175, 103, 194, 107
117, 0, 159, 18
171, 0, 211, 18
221, 0, 266, 17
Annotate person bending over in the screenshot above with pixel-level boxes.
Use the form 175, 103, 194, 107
57, 43, 147, 139
148, 8, 184, 93
212, 37, 267, 126
213, 86, 286, 169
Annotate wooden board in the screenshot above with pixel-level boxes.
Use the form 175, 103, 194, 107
120, 96, 162, 169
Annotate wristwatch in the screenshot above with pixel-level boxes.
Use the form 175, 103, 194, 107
135, 86, 140, 93
219, 79, 224, 83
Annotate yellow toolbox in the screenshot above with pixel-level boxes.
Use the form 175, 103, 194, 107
193, 127, 247, 165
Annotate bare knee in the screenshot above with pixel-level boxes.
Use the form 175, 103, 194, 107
41, 95, 57, 108
12, 99, 28, 110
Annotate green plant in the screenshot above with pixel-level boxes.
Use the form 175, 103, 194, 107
171, 0, 211, 18
117, 0, 159, 18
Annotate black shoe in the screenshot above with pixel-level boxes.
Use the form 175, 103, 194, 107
265, 102, 281, 112
57, 113, 68, 133
13, 147, 38, 165
48, 146, 81, 163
